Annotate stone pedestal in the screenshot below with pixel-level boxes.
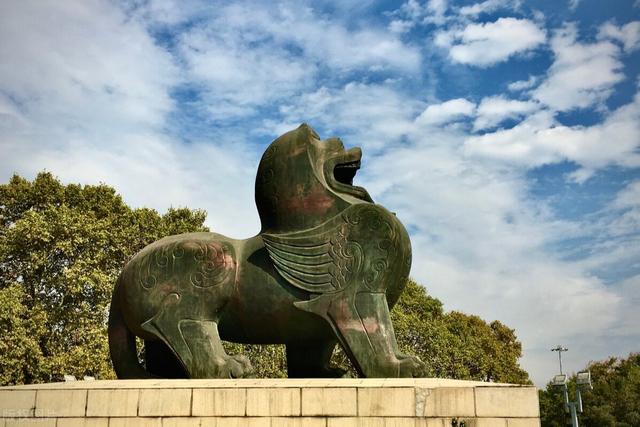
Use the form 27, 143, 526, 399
0, 378, 539, 426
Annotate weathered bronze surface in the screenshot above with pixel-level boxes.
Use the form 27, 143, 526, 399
108, 124, 423, 378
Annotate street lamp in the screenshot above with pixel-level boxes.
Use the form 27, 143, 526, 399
551, 345, 568, 373
551, 374, 567, 386
549, 346, 593, 427
576, 371, 592, 388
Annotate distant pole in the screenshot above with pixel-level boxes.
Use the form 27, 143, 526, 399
549, 346, 592, 427
551, 345, 568, 374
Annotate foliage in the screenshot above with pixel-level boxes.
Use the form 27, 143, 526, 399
223, 343, 288, 378
0, 172, 208, 384
392, 279, 530, 384
0, 172, 530, 385
539, 353, 640, 426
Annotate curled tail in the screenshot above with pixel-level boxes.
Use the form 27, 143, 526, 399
108, 276, 153, 378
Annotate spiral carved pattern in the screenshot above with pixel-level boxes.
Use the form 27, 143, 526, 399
342, 205, 408, 292
189, 241, 234, 289
328, 224, 363, 291
135, 240, 235, 291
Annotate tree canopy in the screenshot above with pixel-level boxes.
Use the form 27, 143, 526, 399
539, 353, 640, 426
0, 172, 529, 385
391, 279, 529, 383
0, 172, 208, 384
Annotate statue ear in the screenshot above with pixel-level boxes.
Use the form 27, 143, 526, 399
261, 214, 363, 295
297, 123, 320, 140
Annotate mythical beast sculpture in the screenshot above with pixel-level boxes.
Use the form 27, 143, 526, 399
108, 124, 424, 378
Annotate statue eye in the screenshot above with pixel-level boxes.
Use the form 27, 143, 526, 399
325, 137, 345, 151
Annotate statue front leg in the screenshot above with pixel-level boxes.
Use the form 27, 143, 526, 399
178, 319, 253, 378
327, 292, 424, 378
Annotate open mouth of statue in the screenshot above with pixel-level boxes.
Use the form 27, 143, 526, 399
325, 147, 373, 203
333, 160, 361, 186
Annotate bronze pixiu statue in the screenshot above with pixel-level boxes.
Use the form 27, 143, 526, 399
108, 124, 424, 378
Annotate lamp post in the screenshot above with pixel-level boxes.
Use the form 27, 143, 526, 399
549, 346, 593, 427
551, 345, 568, 373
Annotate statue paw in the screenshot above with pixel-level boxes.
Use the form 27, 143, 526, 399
216, 354, 254, 378
398, 355, 426, 378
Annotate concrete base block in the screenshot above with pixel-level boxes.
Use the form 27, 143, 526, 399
0, 379, 539, 426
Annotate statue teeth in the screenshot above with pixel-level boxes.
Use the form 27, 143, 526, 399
337, 161, 360, 169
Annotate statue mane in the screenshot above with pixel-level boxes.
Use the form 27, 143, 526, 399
255, 124, 372, 234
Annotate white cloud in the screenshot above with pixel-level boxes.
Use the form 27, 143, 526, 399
599, 180, 640, 239
0, 93, 27, 129
131, 0, 211, 26
0, 0, 178, 133
464, 92, 640, 170
416, 99, 476, 126
566, 168, 595, 184
435, 17, 546, 67
268, 82, 420, 152
170, 1, 421, 119
459, 0, 511, 17
611, 275, 640, 336
0, 131, 261, 237
613, 180, 640, 209
178, 24, 313, 114
425, 0, 449, 25
0, 0, 261, 237
533, 24, 624, 111
214, 3, 421, 73
388, 0, 423, 33
473, 96, 539, 130
389, 19, 415, 34
388, 0, 452, 31
508, 75, 539, 92
599, 21, 640, 52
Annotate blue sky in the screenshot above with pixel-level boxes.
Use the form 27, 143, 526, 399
1, 0, 638, 386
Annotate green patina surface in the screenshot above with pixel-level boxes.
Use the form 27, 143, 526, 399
108, 124, 424, 378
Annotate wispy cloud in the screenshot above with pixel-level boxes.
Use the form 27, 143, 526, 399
459, 0, 513, 17
465, 93, 640, 172
435, 17, 546, 67
0, 1, 178, 132
598, 20, 640, 53
533, 23, 625, 111
416, 98, 476, 126
473, 96, 539, 131
508, 75, 539, 92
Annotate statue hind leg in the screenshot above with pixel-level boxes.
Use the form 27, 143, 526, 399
140, 293, 253, 378
144, 340, 187, 378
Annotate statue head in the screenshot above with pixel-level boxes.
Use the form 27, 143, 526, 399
255, 124, 373, 233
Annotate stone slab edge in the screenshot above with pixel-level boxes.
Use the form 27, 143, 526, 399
0, 379, 539, 423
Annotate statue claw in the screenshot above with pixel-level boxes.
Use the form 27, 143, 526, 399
217, 354, 253, 378
398, 355, 426, 378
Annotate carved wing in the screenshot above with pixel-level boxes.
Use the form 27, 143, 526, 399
261, 218, 362, 294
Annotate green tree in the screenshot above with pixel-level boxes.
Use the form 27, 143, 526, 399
0, 172, 208, 384
0, 172, 530, 385
392, 279, 530, 384
539, 353, 640, 426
